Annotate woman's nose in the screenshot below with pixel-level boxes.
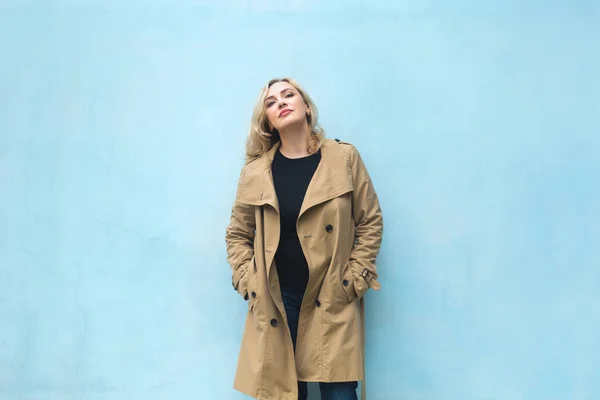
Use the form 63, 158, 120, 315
278, 99, 287, 108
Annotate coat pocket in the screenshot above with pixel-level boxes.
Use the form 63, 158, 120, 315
340, 262, 358, 303
246, 259, 260, 312
233, 255, 254, 300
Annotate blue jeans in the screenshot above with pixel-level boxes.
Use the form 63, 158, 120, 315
281, 287, 358, 400
298, 381, 358, 400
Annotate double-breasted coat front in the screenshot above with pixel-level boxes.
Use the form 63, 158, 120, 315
225, 138, 383, 400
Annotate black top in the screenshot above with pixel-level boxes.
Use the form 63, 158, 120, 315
271, 148, 321, 295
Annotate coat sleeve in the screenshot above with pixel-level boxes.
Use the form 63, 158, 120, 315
225, 167, 256, 300
347, 144, 383, 299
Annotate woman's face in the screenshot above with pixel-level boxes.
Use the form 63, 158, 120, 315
264, 81, 309, 132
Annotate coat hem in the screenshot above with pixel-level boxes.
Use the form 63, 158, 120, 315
296, 376, 364, 383
234, 387, 298, 400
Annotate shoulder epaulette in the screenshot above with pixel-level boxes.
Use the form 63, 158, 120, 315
333, 138, 353, 146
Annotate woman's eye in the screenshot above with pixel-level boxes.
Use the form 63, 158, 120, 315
266, 101, 275, 107
285, 92, 294, 98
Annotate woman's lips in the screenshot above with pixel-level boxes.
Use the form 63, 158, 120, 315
279, 109, 292, 117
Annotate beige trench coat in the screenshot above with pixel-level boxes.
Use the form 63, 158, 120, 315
225, 138, 383, 400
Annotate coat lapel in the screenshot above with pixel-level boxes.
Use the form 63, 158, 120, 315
236, 139, 354, 216
298, 139, 354, 219
236, 142, 281, 212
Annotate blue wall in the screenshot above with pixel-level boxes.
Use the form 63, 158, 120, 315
1, 1, 599, 399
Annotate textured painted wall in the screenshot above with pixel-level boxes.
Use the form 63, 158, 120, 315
1, 1, 599, 399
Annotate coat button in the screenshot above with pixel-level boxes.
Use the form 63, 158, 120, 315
343, 279, 349, 286
251, 291, 256, 299
270, 318, 278, 327
325, 224, 333, 233
315, 299, 321, 307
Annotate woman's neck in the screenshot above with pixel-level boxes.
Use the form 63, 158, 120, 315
278, 124, 311, 159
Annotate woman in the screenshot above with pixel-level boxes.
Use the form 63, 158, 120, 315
225, 77, 383, 400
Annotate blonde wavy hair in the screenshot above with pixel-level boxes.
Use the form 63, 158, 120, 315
245, 78, 325, 161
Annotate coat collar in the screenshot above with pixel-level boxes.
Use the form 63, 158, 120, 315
236, 139, 354, 217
